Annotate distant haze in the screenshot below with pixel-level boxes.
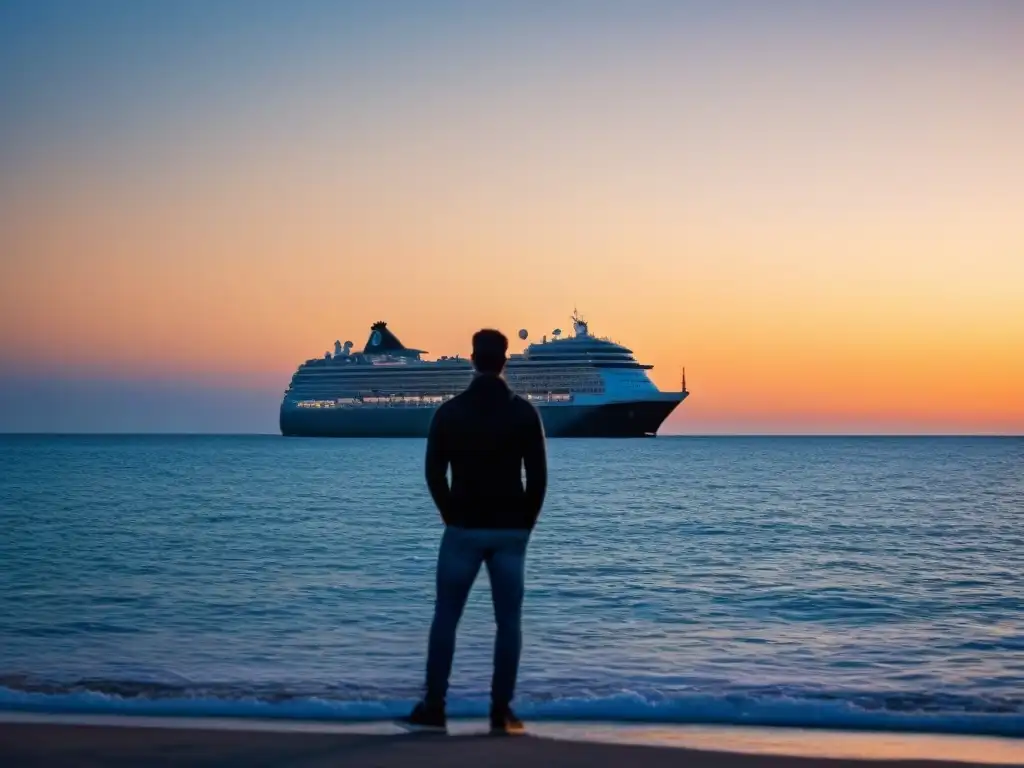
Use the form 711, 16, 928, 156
2, 1, 1022, 434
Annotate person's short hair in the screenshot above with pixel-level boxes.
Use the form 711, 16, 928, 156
471, 329, 508, 374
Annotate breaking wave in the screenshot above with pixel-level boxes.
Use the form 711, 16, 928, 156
1, 676, 1021, 738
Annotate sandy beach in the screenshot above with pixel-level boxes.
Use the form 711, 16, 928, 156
1, 715, 1020, 767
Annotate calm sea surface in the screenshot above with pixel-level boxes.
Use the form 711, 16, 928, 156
1, 436, 1022, 737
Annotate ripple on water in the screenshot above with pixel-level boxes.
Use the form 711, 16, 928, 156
0, 435, 1022, 736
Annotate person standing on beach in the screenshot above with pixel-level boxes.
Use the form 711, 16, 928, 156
399, 328, 548, 736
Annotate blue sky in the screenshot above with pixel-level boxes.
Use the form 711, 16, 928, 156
2, 1, 1022, 433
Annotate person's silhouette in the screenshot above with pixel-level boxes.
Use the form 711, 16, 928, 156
398, 328, 548, 735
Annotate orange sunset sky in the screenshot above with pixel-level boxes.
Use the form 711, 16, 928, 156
1, 1, 1022, 433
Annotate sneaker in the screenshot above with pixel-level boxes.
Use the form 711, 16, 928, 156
396, 700, 447, 733
489, 705, 525, 735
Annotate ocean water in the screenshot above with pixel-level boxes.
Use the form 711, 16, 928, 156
1, 435, 1022, 738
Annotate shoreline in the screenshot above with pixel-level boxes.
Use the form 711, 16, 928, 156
1, 712, 1021, 766
2, 695, 1020, 741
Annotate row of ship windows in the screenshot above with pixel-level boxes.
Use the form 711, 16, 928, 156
292, 386, 602, 397
291, 377, 603, 387
295, 396, 450, 409
293, 380, 610, 390
311, 358, 630, 364
291, 385, 605, 397
291, 378, 606, 391
293, 373, 626, 383
525, 351, 633, 357
294, 372, 607, 382
299, 359, 639, 372
295, 392, 575, 409
298, 374, 634, 386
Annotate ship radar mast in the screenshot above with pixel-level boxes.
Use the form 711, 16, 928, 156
572, 307, 589, 337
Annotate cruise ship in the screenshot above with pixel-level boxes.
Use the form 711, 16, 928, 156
279, 312, 688, 438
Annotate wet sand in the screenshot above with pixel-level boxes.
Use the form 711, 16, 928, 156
1, 715, 1021, 767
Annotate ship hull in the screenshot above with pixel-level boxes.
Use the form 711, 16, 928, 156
280, 392, 687, 438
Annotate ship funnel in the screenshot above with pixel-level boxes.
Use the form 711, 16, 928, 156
333, 340, 343, 357
362, 321, 407, 354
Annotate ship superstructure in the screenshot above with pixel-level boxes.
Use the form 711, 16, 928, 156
280, 312, 687, 437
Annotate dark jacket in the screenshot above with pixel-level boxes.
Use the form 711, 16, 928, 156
425, 374, 547, 529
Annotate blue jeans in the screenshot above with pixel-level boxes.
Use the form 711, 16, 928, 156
425, 525, 531, 708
